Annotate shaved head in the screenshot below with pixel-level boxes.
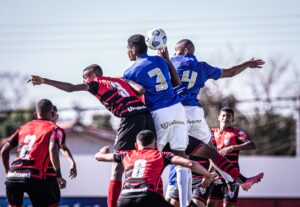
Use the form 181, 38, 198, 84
176, 39, 195, 54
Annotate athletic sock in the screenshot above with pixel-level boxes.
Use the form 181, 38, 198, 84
107, 180, 122, 207
175, 166, 190, 207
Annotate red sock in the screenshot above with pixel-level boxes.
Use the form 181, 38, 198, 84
107, 180, 122, 207
212, 155, 241, 180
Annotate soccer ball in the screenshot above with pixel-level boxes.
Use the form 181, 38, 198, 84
145, 28, 167, 50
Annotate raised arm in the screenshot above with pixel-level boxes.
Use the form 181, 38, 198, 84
60, 144, 77, 179
95, 146, 115, 162
221, 58, 265, 78
28, 75, 89, 92
125, 79, 145, 95
158, 46, 181, 87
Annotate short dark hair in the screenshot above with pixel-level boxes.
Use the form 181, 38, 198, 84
220, 107, 234, 118
136, 130, 155, 146
36, 99, 53, 116
53, 105, 57, 112
176, 39, 195, 54
128, 34, 148, 54
83, 64, 103, 77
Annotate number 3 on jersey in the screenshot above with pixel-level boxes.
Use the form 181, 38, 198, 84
181, 70, 198, 89
19, 135, 36, 159
148, 68, 168, 91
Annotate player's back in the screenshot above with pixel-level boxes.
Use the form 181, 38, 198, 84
171, 54, 222, 106
88, 76, 148, 117
8, 119, 57, 181
120, 149, 173, 194
124, 54, 180, 111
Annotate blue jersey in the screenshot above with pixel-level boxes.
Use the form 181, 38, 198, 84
171, 54, 222, 106
124, 54, 180, 111
168, 164, 177, 186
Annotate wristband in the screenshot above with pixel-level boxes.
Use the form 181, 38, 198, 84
56, 168, 62, 178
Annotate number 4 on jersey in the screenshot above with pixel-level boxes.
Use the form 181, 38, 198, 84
181, 70, 198, 89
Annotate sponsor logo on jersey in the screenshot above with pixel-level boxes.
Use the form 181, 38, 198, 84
160, 120, 185, 129
122, 187, 148, 194
127, 106, 147, 112
8, 171, 31, 178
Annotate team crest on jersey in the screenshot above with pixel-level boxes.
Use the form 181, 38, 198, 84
224, 139, 230, 146
199, 186, 206, 195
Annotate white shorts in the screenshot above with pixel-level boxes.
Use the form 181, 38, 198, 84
185, 106, 212, 144
151, 103, 188, 151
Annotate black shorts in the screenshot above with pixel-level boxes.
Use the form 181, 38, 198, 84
114, 112, 155, 151
118, 192, 172, 207
6, 178, 58, 207
171, 177, 212, 206
209, 182, 240, 205
46, 176, 61, 201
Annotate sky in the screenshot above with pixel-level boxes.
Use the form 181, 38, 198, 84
0, 0, 299, 121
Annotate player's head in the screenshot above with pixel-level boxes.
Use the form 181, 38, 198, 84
127, 34, 148, 61
136, 130, 156, 149
174, 39, 195, 56
218, 107, 235, 127
35, 99, 55, 120
83, 64, 103, 83
52, 105, 59, 123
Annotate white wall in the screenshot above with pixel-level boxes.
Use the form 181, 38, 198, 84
1, 156, 300, 198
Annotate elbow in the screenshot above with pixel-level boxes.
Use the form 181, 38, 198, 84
186, 160, 194, 169
94, 153, 102, 161
139, 88, 146, 95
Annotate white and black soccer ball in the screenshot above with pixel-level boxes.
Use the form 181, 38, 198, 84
145, 28, 167, 50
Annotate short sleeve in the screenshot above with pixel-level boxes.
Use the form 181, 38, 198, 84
50, 128, 65, 146
113, 151, 127, 163
236, 130, 250, 143
87, 81, 99, 95
7, 130, 19, 148
200, 62, 222, 80
162, 152, 175, 166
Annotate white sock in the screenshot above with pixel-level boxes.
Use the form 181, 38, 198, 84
175, 165, 190, 207
187, 168, 193, 203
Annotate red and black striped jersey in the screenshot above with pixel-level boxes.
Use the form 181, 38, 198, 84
190, 155, 210, 179
46, 125, 66, 177
114, 149, 174, 197
7, 120, 59, 181
88, 76, 148, 117
211, 127, 250, 169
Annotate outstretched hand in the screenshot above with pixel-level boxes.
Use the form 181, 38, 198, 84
27, 75, 45, 85
247, 58, 265, 68
157, 46, 171, 61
